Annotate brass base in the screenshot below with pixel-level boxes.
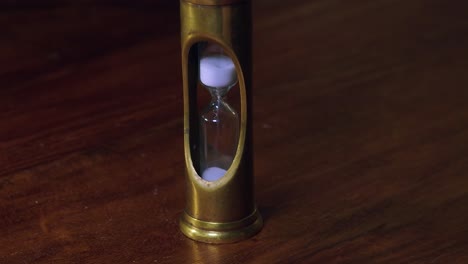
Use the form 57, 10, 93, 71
179, 209, 263, 244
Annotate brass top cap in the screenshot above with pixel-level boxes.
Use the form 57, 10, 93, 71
183, 0, 248, 5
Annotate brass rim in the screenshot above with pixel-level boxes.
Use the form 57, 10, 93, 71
179, 209, 263, 244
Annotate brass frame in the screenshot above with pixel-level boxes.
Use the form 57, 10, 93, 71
179, 0, 262, 243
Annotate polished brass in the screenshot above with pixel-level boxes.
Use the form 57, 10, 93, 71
179, 0, 261, 243
180, 210, 263, 243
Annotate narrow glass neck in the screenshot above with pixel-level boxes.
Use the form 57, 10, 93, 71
204, 85, 231, 101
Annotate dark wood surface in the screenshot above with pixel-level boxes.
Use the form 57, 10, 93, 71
2, 0, 468, 263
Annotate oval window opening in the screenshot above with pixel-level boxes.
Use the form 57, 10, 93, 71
189, 41, 241, 182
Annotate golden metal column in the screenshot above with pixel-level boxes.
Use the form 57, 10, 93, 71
179, 0, 262, 243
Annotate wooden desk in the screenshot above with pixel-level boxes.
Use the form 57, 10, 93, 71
1, 0, 468, 263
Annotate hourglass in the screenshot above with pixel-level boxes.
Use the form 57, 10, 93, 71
199, 44, 239, 182
179, 0, 262, 244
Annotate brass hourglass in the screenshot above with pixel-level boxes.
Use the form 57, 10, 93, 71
179, 0, 262, 244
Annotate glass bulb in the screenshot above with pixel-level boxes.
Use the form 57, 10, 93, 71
198, 44, 239, 182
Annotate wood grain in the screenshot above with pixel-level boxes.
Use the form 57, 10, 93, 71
1, 0, 468, 263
